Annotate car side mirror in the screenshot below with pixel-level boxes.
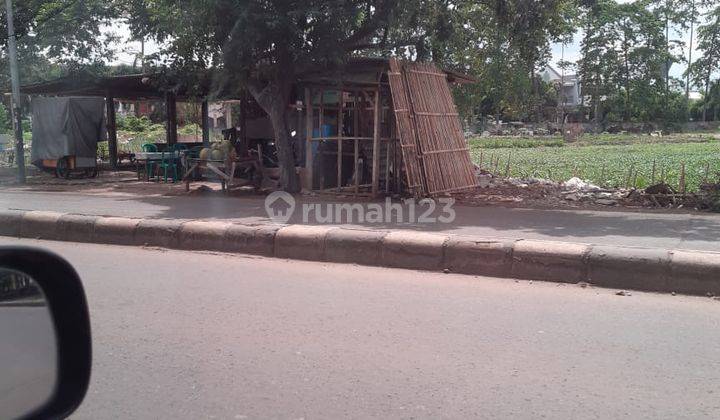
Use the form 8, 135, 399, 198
0, 247, 91, 420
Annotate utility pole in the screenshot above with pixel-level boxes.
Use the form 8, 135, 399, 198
4, 0, 25, 183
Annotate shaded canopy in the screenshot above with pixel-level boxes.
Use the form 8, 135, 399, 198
20, 58, 474, 100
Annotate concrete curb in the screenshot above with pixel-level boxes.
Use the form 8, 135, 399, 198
2, 209, 720, 297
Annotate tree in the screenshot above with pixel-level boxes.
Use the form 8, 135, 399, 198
125, 0, 578, 189
579, 0, 674, 124
0, 0, 117, 91
414, 0, 577, 125
688, 3, 720, 121
127, 0, 434, 192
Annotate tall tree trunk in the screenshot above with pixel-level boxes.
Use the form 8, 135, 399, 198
248, 78, 300, 193
267, 104, 300, 192
686, 0, 696, 99
665, 13, 670, 97
703, 75, 710, 122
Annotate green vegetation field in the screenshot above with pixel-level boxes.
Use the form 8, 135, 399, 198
469, 133, 720, 192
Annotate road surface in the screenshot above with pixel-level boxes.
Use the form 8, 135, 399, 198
2, 189, 720, 251
1, 238, 719, 419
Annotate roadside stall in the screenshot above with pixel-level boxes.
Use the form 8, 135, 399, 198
182, 136, 263, 193
30, 97, 106, 178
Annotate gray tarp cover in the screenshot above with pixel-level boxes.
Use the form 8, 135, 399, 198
31, 97, 106, 161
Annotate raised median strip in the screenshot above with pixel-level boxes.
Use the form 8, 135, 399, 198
2, 209, 719, 297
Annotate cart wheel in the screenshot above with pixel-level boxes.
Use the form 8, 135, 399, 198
55, 157, 71, 179
86, 167, 99, 178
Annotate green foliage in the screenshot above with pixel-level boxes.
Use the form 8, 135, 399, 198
468, 136, 565, 149
178, 123, 201, 135
579, 0, 676, 124
0, 103, 9, 134
688, 4, 720, 122
117, 115, 154, 133
0, 0, 117, 92
440, 0, 578, 122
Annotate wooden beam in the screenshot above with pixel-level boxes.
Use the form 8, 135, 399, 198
371, 88, 381, 197
201, 100, 210, 146
165, 92, 177, 145
337, 89, 344, 191
240, 91, 248, 145
105, 94, 118, 169
319, 90, 325, 189
304, 87, 314, 190
353, 91, 359, 195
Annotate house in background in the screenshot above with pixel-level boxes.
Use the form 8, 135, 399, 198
541, 65, 582, 108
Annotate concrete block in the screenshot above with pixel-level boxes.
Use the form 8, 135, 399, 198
20, 211, 63, 240
224, 223, 279, 256
380, 231, 448, 271
134, 219, 184, 248
325, 228, 386, 266
587, 246, 671, 292
444, 236, 515, 277
57, 214, 99, 243
91, 217, 139, 245
274, 225, 337, 261
512, 240, 589, 283
179, 221, 231, 251
669, 250, 720, 296
0, 210, 25, 236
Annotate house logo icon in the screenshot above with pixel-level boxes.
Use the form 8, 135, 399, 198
264, 191, 296, 223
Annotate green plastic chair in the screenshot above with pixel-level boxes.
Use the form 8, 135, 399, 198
158, 151, 179, 183
140, 143, 158, 180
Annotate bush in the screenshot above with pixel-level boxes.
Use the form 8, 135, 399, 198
117, 115, 153, 133
178, 123, 201, 135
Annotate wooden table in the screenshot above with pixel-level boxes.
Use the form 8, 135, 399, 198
182, 157, 263, 193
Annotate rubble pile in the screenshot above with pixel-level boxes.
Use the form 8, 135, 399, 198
456, 170, 720, 212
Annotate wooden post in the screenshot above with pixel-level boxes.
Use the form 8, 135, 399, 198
201, 100, 210, 147
385, 101, 393, 194
371, 88, 381, 197
337, 89, 344, 191
304, 87, 314, 190
240, 91, 248, 146
651, 160, 656, 184
165, 92, 177, 146
105, 93, 118, 169
354, 91, 360, 195
679, 162, 686, 194
504, 151, 512, 177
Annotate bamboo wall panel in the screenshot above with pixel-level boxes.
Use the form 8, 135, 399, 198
388, 59, 425, 195
388, 59, 477, 196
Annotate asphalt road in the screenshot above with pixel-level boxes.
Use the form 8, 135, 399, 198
2, 189, 720, 251
1, 238, 719, 419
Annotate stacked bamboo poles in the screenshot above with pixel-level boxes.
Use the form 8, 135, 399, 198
388, 59, 425, 195
388, 59, 477, 196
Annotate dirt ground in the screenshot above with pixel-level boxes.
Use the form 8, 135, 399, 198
0, 166, 716, 215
